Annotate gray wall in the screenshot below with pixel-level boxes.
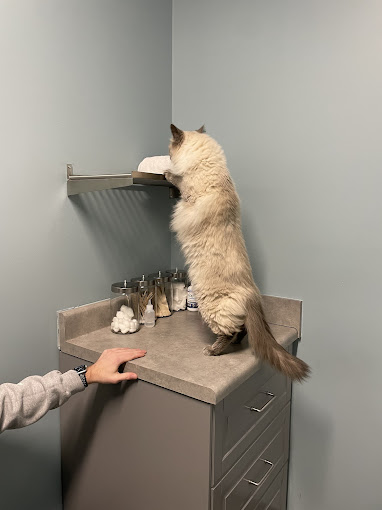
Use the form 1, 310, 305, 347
2, 2, 381, 508
173, 1, 382, 509
0, 1, 172, 508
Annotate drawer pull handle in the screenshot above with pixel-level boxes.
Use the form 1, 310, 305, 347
245, 391, 275, 413
244, 459, 274, 487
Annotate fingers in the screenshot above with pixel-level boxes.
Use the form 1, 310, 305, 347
118, 362, 126, 374
104, 348, 146, 353
97, 348, 146, 384
117, 372, 138, 382
106, 348, 146, 356
116, 349, 147, 363
102, 348, 146, 363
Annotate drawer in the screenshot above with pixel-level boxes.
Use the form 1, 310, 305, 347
212, 366, 291, 484
246, 463, 288, 510
211, 403, 290, 510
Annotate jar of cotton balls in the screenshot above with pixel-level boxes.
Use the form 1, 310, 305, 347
110, 281, 140, 334
166, 268, 188, 311
149, 271, 172, 318
131, 275, 156, 324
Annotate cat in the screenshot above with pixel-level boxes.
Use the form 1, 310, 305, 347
165, 124, 310, 381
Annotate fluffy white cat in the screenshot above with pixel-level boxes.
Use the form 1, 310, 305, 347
165, 124, 310, 381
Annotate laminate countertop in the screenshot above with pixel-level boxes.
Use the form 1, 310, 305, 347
58, 295, 302, 404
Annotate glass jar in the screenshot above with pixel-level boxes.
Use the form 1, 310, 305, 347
149, 271, 172, 318
110, 281, 140, 334
131, 275, 155, 324
166, 268, 188, 311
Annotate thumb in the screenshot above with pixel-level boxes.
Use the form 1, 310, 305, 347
117, 372, 138, 382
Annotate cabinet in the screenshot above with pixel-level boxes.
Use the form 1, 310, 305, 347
60, 348, 293, 510
58, 295, 301, 509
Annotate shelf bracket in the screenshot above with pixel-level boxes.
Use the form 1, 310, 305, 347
67, 164, 180, 198
67, 164, 134, 196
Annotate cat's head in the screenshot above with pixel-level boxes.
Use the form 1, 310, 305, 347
169, 124, 214, 176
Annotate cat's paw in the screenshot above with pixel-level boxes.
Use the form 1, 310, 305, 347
164, 170, 172, 182
203, 346, 216, 356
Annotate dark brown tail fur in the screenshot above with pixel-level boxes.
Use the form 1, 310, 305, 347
245, 298, 310, 381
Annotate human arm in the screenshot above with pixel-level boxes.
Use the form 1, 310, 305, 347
0, 348, 146, 434
0, 370, 84, 433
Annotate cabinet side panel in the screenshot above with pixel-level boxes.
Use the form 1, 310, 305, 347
60, 352, 211, 510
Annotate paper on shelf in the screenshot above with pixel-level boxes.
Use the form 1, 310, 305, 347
137, 155, 172, 175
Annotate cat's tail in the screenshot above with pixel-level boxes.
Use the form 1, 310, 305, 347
245, 298, 310, 382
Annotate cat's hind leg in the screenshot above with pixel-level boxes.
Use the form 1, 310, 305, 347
203, 334, 236, 356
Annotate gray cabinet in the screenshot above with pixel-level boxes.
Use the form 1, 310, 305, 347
60, 347, 293, 510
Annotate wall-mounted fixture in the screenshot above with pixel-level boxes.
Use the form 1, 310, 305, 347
67, 164, 179, 198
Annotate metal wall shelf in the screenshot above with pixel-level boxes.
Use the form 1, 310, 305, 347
67, 164, 179, 198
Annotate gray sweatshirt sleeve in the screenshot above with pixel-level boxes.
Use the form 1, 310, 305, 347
0, 370, 85, 434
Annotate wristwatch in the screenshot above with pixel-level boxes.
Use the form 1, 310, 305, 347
73, 365, 88, 388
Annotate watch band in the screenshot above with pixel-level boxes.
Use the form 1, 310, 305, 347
73, 365, 88, 388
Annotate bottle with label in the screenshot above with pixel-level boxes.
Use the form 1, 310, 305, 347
187, 285, 198, 311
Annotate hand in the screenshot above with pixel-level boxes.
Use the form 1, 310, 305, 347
86, 348, 146, 384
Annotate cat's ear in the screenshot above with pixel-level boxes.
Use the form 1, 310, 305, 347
196, 125, 206, 133
170, 124, 184, 146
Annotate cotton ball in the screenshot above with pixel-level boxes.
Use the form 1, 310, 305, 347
122, 307, 134, 320
118, 314, 129, 332
116, 311, 125, 320
171, 283, 187, 311
120, 319, 131, 330
118, 321, 129, 332
130, 319, 138, 332
112, 323, 120, 333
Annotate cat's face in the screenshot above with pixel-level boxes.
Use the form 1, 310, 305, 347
169, 124, 206, 176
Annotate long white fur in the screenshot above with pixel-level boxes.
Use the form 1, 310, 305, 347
167, 126, 310, 381
169, 130, 260, 336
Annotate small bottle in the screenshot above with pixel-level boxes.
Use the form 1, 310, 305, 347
143, 299, 156, 327
187, 285, 198, 311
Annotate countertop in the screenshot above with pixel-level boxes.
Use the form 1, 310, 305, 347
58, 296, 301, 404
